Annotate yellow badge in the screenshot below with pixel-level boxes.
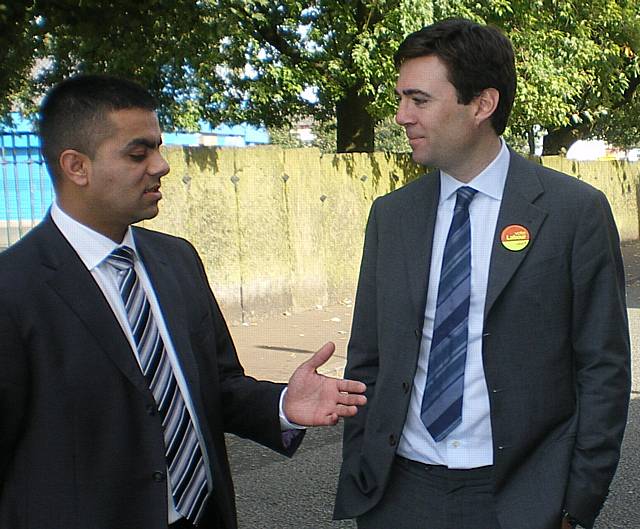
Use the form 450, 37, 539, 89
501, 224, 530, 251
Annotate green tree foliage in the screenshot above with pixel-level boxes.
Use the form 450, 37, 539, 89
1, 1, 639, 154
0, 0, 432, 152
269, 116, 409, 153
433, 0, 640, 154
0, 1, 39, 122
183, 0, 434, 152
0, 0, 219, 129
268, 120, 337, 152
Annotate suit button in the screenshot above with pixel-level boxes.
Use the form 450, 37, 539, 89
146, 404, 156, 416
402, 381, 410, 393
152, 471, 166, 482
388, 434, 397, 446
414, 329, 421, 339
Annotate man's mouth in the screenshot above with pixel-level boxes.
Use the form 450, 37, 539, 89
144, 184, 162, 199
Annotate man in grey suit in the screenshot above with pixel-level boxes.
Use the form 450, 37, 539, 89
334, 18, 630, 529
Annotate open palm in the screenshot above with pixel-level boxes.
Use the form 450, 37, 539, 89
284, 342, 367, 426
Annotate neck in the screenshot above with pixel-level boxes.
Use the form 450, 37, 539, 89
56, 199, 127, 243
446, 135, 502, 183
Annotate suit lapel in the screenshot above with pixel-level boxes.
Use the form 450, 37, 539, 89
484, 152, 547, 317
134, 232, 203, 412
39, 217, 150, 395
401, 172, 440, 317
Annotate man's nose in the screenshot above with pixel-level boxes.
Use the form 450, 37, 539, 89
151, 150, 170, 177
395, 99, 414, 126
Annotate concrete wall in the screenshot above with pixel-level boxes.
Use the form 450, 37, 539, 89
541, 157, 640, 242
144, 146, 639, 321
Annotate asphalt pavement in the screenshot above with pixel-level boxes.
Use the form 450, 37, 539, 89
226, 240, 640, 529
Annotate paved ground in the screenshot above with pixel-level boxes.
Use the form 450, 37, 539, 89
230, 301, 354, 383
226, 240, 640, 529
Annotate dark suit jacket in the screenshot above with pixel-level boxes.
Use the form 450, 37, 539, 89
0, 216, 302, 529
334, 152, 630, 529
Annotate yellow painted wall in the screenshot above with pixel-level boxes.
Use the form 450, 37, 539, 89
541, 157, 640, 242
144, 147, 639, 321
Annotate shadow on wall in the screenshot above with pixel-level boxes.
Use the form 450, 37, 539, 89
329, 151, 423, 191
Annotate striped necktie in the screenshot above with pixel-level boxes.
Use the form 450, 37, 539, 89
107, 246, 209, 524
421, 186, 477, 442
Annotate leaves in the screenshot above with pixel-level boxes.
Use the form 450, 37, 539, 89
1, 0, 639, 152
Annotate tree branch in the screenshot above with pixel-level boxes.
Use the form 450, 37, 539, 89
232, 3, 304, 65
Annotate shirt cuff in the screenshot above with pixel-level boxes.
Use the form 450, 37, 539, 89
279, 387, 307, 431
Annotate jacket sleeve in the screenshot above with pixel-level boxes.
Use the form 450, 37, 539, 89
186, 240, 304, 457
564, 189, 631, 527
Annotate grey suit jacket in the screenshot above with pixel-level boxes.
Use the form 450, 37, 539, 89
334, 151, 630, 529
0, 216, 303, 529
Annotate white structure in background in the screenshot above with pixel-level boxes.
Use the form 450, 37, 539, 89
566, 139, 640, 161
294, 117, 316, 142
566, 140, 607, 160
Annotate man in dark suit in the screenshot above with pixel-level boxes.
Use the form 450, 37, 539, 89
334, 18, 630, 529
0, 74, 367, 529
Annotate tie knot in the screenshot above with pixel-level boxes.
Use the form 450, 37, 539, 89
455, 186, 477, 209
107, 246, 136, 271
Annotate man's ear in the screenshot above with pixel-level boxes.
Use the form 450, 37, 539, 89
58, 149, 91, 187
474, 88, 500, 126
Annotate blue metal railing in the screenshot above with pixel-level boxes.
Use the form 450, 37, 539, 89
0, 131, 54, 249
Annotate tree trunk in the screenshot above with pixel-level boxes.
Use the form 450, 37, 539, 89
542, 126, 581, 155
336, 84, 375, 153
527, 127, 536, 156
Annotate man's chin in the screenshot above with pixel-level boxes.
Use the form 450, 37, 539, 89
410, 151, 430, 167
134, 206, 160, 225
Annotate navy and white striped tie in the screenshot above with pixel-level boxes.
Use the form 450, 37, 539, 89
108, 246, 209, 524
421, 186, 477, 442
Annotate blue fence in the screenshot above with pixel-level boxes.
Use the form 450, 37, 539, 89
0, 130, 54, 248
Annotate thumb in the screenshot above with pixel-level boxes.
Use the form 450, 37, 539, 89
304, 341, 336, 370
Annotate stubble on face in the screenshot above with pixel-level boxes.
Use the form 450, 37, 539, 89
395, 56, 471, 169
82, 109, 169, 241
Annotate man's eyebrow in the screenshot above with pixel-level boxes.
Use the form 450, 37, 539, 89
395, 88, 431, 97
124, 137, 163, 150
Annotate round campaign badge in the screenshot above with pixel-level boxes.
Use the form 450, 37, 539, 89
501, 224, 530, 251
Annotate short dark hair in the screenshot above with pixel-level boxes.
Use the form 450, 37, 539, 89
394, 18, 516, 135
39, 74, 157, 184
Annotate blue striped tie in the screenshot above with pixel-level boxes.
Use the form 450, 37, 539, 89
421, 187, 477, 442
108, 246, 209, 524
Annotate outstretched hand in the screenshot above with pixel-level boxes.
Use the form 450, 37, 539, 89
283, 342, 367, 426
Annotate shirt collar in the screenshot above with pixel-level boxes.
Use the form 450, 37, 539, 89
439, 139, 510, 204
51, 201, 137, 270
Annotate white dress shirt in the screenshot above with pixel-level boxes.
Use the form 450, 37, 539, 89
397, 140, 510, 468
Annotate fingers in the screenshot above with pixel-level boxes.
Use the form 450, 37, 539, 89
335, 404, 360, 418
318, 405, 359, 426
337, 393, 367, 407
337, 378, 367, 394
304, 341, 336, 370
